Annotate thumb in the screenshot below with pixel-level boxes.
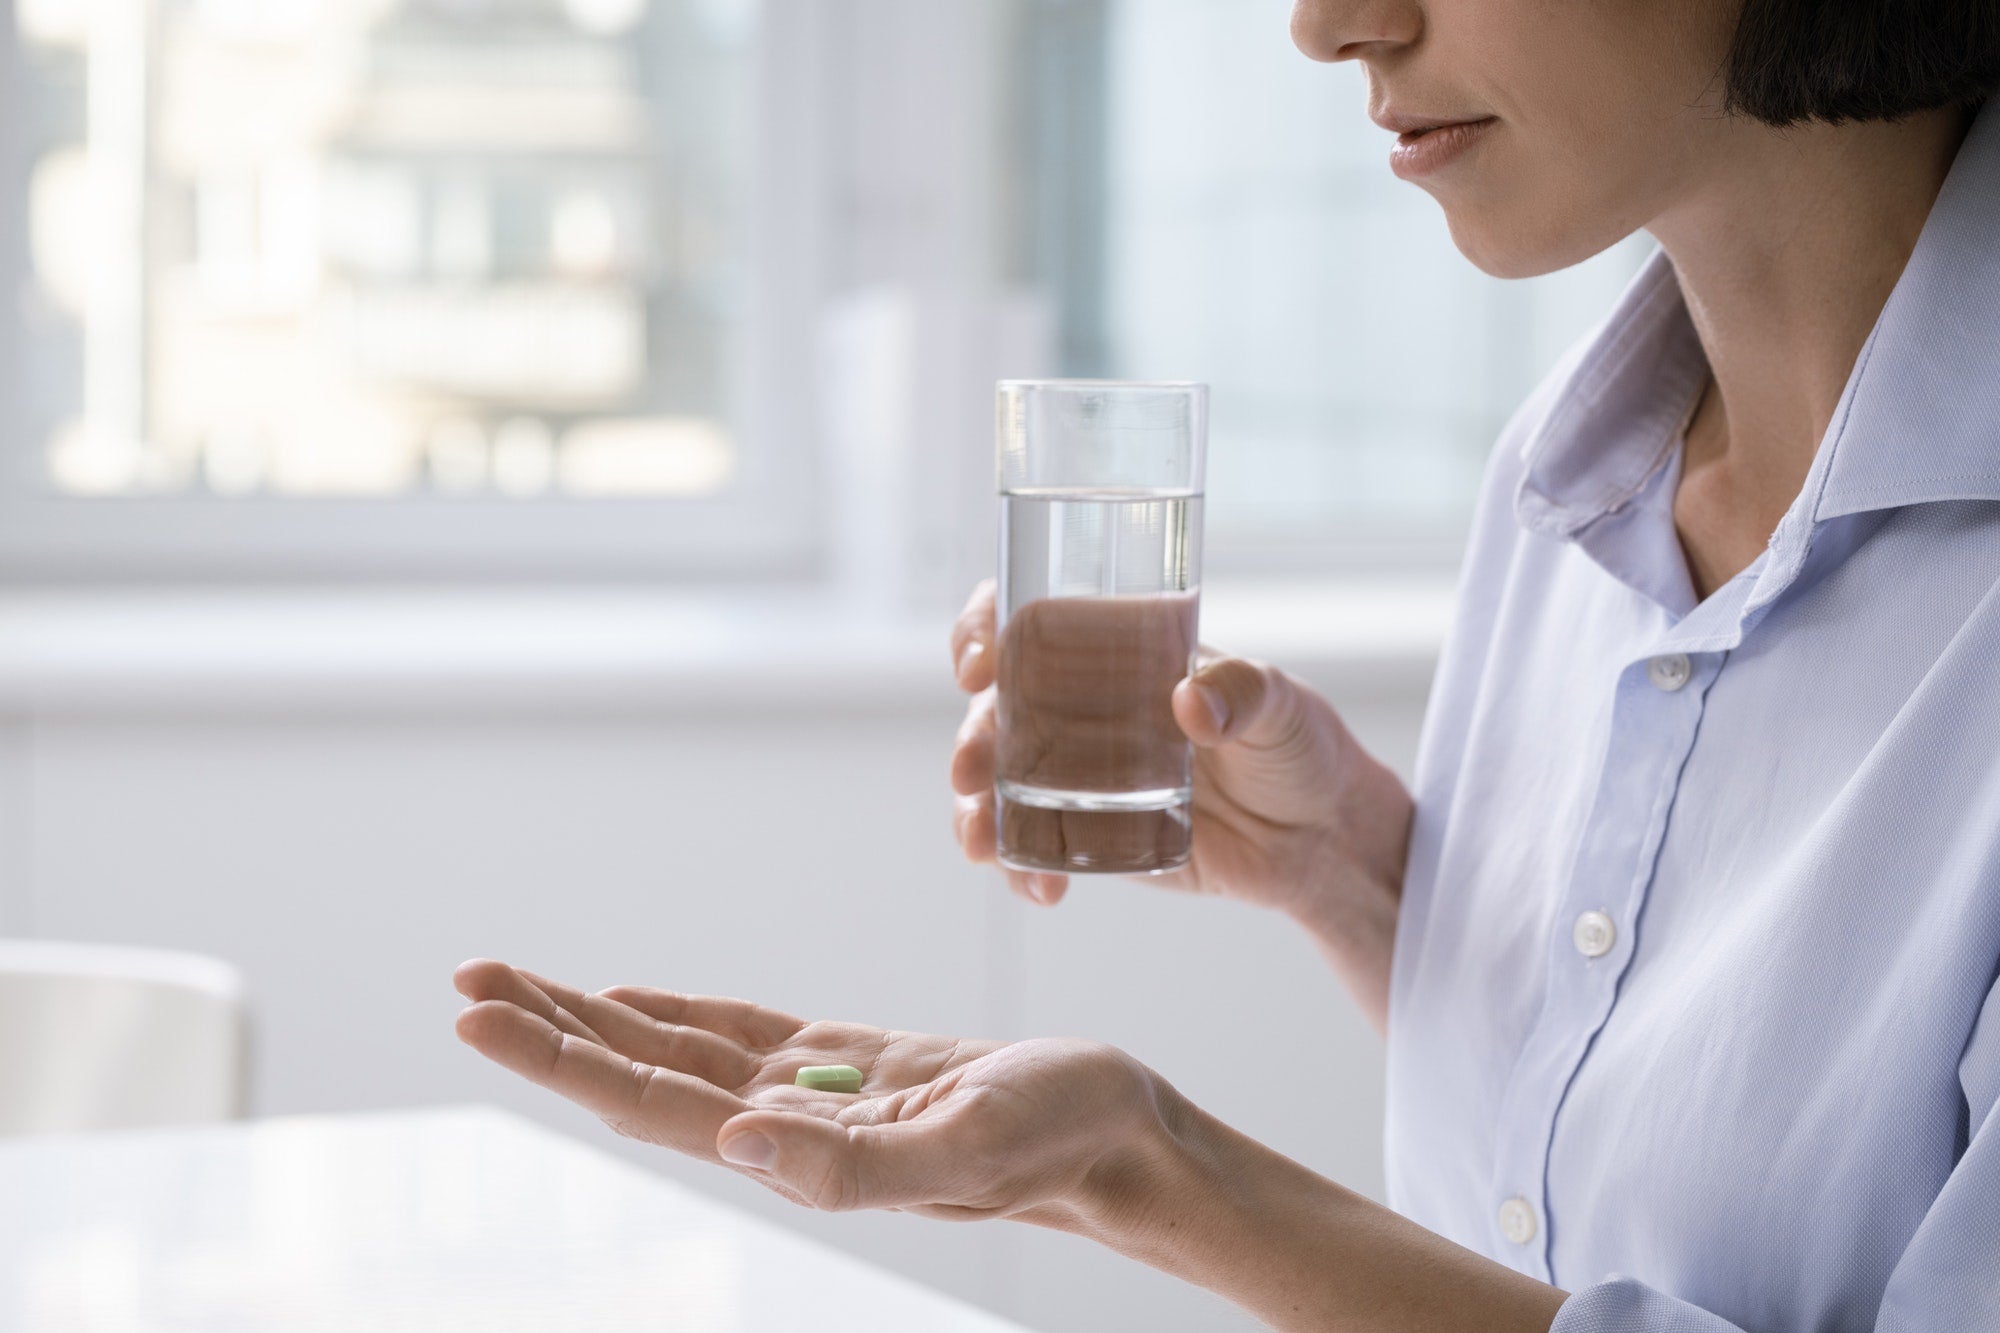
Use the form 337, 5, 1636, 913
1173, 657, 1311, 753
717, 1109, 944, 1213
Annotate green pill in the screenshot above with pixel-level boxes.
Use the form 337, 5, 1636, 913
794, 1064, 864, 1094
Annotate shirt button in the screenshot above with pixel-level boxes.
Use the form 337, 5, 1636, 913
1647, 653, 1692, 692
1573, 910, 1616, 959
1499, 1197, 1538, 1245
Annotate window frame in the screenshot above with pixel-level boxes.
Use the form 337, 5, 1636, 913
0, 0, 833, 583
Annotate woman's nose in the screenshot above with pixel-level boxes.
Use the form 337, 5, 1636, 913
1290, 0, 1421, 63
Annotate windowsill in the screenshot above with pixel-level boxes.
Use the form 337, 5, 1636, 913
0, 580, 1453, 716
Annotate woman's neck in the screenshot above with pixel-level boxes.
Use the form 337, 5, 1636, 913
1648, 106, 1972, 599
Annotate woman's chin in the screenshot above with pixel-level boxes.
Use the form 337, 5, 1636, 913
1440, 207, 1635, 280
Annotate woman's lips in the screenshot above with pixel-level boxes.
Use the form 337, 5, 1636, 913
1388, 117, 1498, 180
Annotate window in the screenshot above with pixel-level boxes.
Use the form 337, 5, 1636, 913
1, 0, 1656, 587
3, 0, 815, 578
1013, 0, 1651, 572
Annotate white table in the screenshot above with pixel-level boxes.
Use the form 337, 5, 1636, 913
0, 1106, 1030, 1332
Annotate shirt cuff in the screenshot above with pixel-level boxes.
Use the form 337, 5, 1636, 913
1552, 1278, 1746, 1333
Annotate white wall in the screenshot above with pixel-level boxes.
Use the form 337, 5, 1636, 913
0, 593, 1433, 1333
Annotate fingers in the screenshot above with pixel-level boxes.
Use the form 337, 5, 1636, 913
953, 791, 1069, 905
953, 790, 997, 861
716, 1107, 961, 1214
948, 580, 998, 693
1173, 657, 1313, 754
943, 584, 1062, 910
460, 959, 745, 1090
455, 1000, 747, 1156
596, 985, 806, 1050
1007, 868, 1068, 907
454, 958, 606, 1046
518, 969, 757, 1088
948, 688, 997, 796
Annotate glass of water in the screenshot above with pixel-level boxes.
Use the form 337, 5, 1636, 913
993, 379, 1207, 876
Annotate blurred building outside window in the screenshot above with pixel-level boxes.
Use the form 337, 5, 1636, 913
19, 0, 747, 500
3, 0, 820, 580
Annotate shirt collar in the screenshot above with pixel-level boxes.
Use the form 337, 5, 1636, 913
1811, 98, 2000, 523
1512, 255, 1706, 544
1515, 98, 2000, 585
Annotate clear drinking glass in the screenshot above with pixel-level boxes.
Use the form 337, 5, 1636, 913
993, 379, 1207, 876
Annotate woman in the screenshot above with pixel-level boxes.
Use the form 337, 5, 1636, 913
453, 0, 2000, 1326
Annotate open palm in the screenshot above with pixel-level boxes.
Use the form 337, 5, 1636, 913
453, 959, 1162, 1222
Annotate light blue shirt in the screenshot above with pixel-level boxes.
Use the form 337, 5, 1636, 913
1386, 99, 2000, 1331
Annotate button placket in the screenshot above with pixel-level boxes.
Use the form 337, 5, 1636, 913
1488, 648, 1717, 1282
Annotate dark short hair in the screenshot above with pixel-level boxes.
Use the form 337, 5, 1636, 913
1726, 0, 2000, 125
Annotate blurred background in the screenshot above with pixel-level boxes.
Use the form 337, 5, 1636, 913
0, 0, 1644, 1329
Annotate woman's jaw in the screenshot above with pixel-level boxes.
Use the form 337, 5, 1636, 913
1293, 0, 1741, 279
1370, 91, 1675, 278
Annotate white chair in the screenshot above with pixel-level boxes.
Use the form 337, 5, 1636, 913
0, 940, 248, 1137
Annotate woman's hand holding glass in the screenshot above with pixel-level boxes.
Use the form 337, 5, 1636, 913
949, 581, 1411, 1025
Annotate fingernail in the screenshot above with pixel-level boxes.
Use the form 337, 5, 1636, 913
720, 1132, 776, 1170
1196, 683, 1230, 734
1032, 875, 1061, 905
956, 641, 985, 684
